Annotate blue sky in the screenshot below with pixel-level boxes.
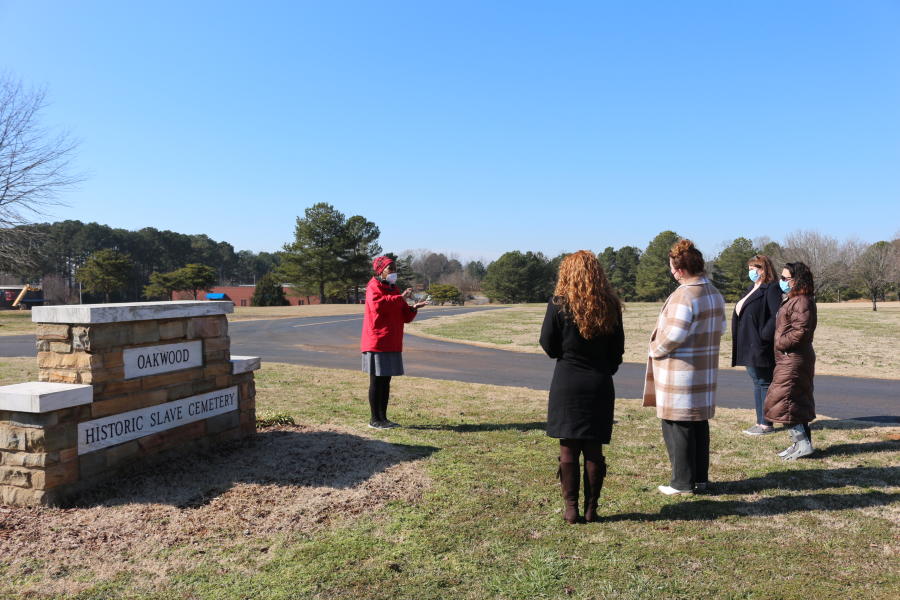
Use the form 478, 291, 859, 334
3, 1, 898, 262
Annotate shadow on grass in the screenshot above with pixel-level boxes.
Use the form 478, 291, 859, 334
405, 421, 546, 433
712, 466, 899, 494
816, 440, 900, 457
68, 427, 439, 509
814, 416, 900, 429
606, 490, 900, 522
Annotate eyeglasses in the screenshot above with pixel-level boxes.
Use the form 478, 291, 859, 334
780, 275, 793, 281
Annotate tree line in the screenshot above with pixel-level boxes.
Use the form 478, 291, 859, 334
480, 230, 900, 310
1, 205, 897, 310
0, 220, 280, 304
277, 204, 900, 310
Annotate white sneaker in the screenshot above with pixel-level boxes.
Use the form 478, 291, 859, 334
658, 485, 693, 496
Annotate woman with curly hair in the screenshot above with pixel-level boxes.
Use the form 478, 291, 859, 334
764, 261, 817, 460
540, 250, 624, 523
643, 239, 726, 495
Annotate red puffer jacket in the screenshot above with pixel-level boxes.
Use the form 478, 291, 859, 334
360, 277, 418, 352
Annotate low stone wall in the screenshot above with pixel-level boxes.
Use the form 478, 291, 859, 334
0, 301, 260, 506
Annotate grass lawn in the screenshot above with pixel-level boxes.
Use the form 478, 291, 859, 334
0, 310, 35, 336
407, 301, 900, 380
1, 357, 897, 599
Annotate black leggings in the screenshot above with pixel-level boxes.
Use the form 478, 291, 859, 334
368, 375, 391, 422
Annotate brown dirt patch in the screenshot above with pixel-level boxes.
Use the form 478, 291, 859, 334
0, 423, 434, 596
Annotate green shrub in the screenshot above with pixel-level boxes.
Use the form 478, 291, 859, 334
255, 411, 296, 428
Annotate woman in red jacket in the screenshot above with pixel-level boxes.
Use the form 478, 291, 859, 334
361, 256, 428, 429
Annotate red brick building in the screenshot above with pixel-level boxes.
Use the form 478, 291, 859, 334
172, 285, 320, 307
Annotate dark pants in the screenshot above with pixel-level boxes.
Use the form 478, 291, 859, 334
746, 365, 774, 426
660, 419, 709, 490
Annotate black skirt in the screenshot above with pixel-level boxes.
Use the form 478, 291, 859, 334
546, 361, 615, 441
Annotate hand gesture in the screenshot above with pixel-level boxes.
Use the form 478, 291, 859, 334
401, 288, 414, 299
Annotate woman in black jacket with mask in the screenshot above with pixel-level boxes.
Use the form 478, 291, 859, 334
731, 254, 783, 435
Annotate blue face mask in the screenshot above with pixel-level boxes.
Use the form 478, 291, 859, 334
748, 269, 759, 283
779, 280, 790, 293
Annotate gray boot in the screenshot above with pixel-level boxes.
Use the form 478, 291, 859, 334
781, 424, 813, 460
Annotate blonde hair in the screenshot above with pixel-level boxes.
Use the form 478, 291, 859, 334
553, 250, 622, 339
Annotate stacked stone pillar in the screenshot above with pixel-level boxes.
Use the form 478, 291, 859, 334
0, 301, 259, 506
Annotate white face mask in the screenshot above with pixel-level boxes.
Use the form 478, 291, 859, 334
385, 273, 398, 284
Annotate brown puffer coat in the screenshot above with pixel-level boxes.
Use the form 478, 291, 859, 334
764, 294, 817, 424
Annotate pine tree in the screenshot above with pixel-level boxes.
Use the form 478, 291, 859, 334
714, 237, 757, 301
611, 246, 641, 301
482, 251, 553, 303
636, 231, 681, 301
76, 249, 134, 303
280, 203, 380, 303
251, 272, 289, 306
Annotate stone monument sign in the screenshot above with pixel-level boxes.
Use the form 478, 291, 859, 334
0, 301, 260, 506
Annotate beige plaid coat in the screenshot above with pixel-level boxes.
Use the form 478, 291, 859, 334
642, 278, 727, 421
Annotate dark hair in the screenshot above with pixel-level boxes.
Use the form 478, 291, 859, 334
785, 262, 814, 297
748, 254, 777, 284
669, 239, 705, 276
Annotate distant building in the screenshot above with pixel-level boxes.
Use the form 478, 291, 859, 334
172, 285, 320, 307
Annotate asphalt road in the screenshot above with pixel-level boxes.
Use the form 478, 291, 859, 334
2, 306, 898, 421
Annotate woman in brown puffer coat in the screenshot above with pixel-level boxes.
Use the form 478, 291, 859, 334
764, 262, 817, 460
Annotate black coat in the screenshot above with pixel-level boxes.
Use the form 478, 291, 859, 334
539, 298, 624, 441
731, 281, 783, 368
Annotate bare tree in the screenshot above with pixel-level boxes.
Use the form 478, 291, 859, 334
0, 75, 80, 270
781, 230, 841, 296
833, 238, 867, 302
438, 269, 480, 297
751, 235, 773, 250
41, 273, 78, 304
854, 241, 897, 311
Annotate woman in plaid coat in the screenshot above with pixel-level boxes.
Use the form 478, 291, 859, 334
643, 239, 726, 495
